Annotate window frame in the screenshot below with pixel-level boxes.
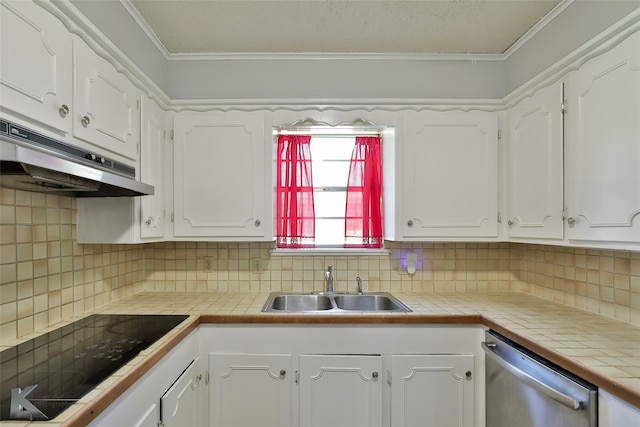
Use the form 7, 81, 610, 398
273, 124, 386, 252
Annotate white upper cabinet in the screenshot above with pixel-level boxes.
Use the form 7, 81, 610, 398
172, 111, 270, 239
73, 37, 140, 162
76, 95, 166, 244
399, 111, 498, 240
564, 32, 640, 244
506, 83, 564, 240
0, 1, 72, 134
139, 95, 167, 239
0, 1, 140, 165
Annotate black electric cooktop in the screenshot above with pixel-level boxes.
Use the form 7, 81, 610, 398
0, 314, 188, 421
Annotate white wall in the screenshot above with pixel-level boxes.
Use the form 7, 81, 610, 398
504, 0, 640, 93
71, 0, 640, 101
165, 57, 506, 100
70, 0, 168, 89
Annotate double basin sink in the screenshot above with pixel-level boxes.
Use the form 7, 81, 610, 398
261, 292, 412, 313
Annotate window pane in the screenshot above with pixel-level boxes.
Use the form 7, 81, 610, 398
312, 161, 351, 187
310, 137, 354, 160
315, 218, 345, 246
314, 191, 347, 217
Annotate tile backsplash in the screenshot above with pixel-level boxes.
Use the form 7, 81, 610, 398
514, 244, 640, 325
1, 189, 639, 343
0, 189, 144, 343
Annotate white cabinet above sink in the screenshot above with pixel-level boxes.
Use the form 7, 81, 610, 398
391, 111, 499, 241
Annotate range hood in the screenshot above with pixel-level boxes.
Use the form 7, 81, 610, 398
0, 118, 153, 197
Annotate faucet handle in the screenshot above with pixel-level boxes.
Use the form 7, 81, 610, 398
356, 276, 363, 294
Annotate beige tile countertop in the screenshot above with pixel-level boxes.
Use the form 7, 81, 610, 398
3, 291, 640, 426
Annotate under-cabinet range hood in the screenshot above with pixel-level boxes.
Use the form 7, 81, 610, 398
0, 118, 153, 197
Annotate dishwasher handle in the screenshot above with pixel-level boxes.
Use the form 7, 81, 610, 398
482, 342, 583, 411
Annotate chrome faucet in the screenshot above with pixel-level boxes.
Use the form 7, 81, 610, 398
325, 266, 334, 293
356, 276, 363, 294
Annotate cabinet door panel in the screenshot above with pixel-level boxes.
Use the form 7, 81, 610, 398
73, 38, 139, 161
140, 95, 165, 239
133, 403, 158, 427
391, 355, 474, 427
161, 358, 203, 427
210, 354, 292, 427
173, 112, 267, 238
403, 112, 498, 238
0, 1, 72, 134
299, 355, 382, 427
507, 83, 564, 240
565, 32, 640, 243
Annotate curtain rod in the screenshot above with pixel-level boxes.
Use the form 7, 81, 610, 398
276, 117, 385, 134
275, 130, 381, 137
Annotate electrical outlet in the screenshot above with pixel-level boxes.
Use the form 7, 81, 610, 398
204, 257, 213, 271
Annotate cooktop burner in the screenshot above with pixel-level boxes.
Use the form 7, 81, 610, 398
0, 314, 188, 421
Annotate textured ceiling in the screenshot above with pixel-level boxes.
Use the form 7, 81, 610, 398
128, 0, 562, 55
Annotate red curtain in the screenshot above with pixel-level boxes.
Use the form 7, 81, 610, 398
276, 135, 315, 248
344, 136, 383, 248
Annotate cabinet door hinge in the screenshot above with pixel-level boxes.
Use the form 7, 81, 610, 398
498, 212, 502, 223
158, 422, 165, 427
295, 370, 300, 384
205, 370, 210, 384
170, 129, 174, 141
171, 212, 174, 222
561, 101, 567, 114
137, 99, 140, 110
387, 370, 392, 386
497, 129, 502, 140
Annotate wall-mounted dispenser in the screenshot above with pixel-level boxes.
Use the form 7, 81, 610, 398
406, 253, 417, 275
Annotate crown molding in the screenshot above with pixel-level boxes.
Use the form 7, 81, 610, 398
45, 0, 171, 107
118, 0, 172, 59
501, 0, 575, 60
165, 99, 506, 113
503, 8, 640, 109
36, 0, 640, 114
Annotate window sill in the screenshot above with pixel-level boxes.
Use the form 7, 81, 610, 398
270, 248, 391, 257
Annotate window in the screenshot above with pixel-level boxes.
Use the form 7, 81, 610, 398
276, 127, 383, 249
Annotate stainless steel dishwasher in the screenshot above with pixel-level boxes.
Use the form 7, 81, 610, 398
483, 330, 597, 427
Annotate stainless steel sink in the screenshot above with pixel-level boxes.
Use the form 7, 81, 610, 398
261, 292, 411, 313
268, 294, 333, 311
333, 294, 409, 311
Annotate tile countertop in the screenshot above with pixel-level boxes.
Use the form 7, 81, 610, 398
3, 291, 640, 427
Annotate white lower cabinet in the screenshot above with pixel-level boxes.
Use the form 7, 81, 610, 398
391, 355, 474, 427
299, 355, 383, 427
598, 389, 640, 427
203, 325, 483, 427
88, 331, 207, 427
132, 403, 159, 427
209, 354, 293, 427
208, 352, 473, 427
161, 357, 206, 427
